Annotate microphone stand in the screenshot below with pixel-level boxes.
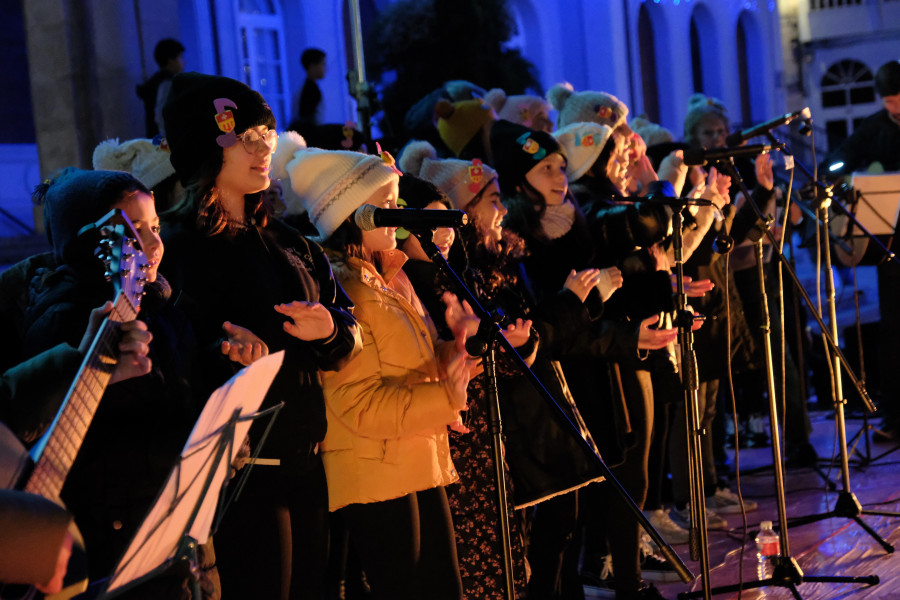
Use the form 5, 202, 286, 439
774, 152, 900, 550
679, 154, 879, 599
409, 230, 694, 600
671, 204, 712, 600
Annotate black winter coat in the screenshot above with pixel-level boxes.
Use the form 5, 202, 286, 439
160, 218, 361, 474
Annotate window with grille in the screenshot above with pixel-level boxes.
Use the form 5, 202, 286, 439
821, 59, 875, 108
235, 0, 289, 128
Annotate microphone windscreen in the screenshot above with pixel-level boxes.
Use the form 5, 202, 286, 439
354, 204, 378, 231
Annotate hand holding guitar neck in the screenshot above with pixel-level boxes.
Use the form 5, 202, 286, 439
79, 302, 153, 384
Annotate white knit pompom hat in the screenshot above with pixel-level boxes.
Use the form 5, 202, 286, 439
281, 146, 400, 241
270, 130, 308, 216
547, 82, 629, 131
553, 122, 613, 182
484, 88, 551, 130
398, 140, 497, 211
92, 138, 176, 189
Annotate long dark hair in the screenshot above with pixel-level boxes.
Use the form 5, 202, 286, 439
458, 180, 527, 299
164, 149, 270, 236
324, 217, 367, 262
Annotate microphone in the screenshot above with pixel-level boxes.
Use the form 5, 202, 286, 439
354, 204, 468, 231
642, 194, 717, 208
682, 144, 773, 166
725, 107, 812, 146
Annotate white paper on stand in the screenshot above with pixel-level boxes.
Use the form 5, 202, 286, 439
105, 350, 284, 593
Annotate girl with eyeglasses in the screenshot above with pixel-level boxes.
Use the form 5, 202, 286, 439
160, 73, 362, 600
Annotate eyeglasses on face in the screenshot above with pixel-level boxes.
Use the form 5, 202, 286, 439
236, 129, 278, 154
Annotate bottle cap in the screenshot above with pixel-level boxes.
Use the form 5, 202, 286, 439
761, 520, 773, 530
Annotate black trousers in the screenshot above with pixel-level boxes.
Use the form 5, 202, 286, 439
338, 486, 462, 600
215, 457, 329, 600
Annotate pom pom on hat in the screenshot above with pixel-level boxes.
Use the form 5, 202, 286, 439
486, 88, 552, 131
162, 72, 276, 186
629, 116, 674, 148
270, 130, 308, 216
548, 82, 629, 130
435, 97, 497, 157
283, 148, 400, 241
553, 122, 613, 183
489, 119, 564, 196
682, 93, 728, 144
398, 140, 497, 211
36, 167, 149, 265
92, 137, 176, 190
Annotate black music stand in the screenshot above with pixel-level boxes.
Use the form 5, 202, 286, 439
99, 351, 285, 598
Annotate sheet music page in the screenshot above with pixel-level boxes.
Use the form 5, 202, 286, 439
105, 350, 284, 593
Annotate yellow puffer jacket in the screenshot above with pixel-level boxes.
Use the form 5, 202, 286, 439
320, 250, 460, 511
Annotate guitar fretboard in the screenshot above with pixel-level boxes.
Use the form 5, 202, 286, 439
25, 295, 137, 502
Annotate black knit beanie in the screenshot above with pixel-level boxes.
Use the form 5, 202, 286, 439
396, 174, 451, 241
489, 119, 564, 197
875, 60, 900, 98
162, 72, 277, 185
37, 167, 149, 265
398, 173, 449, 210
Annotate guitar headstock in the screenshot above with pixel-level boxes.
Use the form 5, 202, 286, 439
77, 209, 150, 318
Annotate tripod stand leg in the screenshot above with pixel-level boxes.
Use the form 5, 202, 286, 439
851, 516, 894, 553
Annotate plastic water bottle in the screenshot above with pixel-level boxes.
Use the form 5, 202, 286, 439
755, 521, 780, 580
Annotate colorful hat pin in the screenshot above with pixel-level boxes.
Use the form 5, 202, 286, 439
576, 133, 595, 147
214, 98, 238, 148
376, 142, 402, 176
516, 132, 547, 160
341, 121, 356, 149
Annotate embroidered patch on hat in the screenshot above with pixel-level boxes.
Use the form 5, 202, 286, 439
516, 132, 547, 160
519, 107, 531, 126
341, 121, 356, 149
594, 104, 614, 121
576, 133, 595, 147
214, 98, 238, 148
467, 158, 485, 193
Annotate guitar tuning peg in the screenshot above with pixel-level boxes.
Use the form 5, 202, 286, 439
125, 238, 135, 246
123, 252, 134, 260
122, 268, 131, 275
104, 271, 112, 280
139, 263, 150, 272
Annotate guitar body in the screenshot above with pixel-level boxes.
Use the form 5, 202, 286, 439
0, 210, 148, 600
0, 424, 89, 600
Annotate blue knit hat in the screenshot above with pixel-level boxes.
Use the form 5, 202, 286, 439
35, 167, 149, 264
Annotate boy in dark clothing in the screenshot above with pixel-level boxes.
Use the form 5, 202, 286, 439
294, 48, 327, 136
136, 38, 185, 138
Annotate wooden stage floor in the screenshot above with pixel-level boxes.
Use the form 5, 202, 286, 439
589, 410, 900, 600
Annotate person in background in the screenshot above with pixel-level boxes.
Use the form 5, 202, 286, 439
293, 48, 328, 137
824, 59, 900, 440
136, 38, 185, 138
